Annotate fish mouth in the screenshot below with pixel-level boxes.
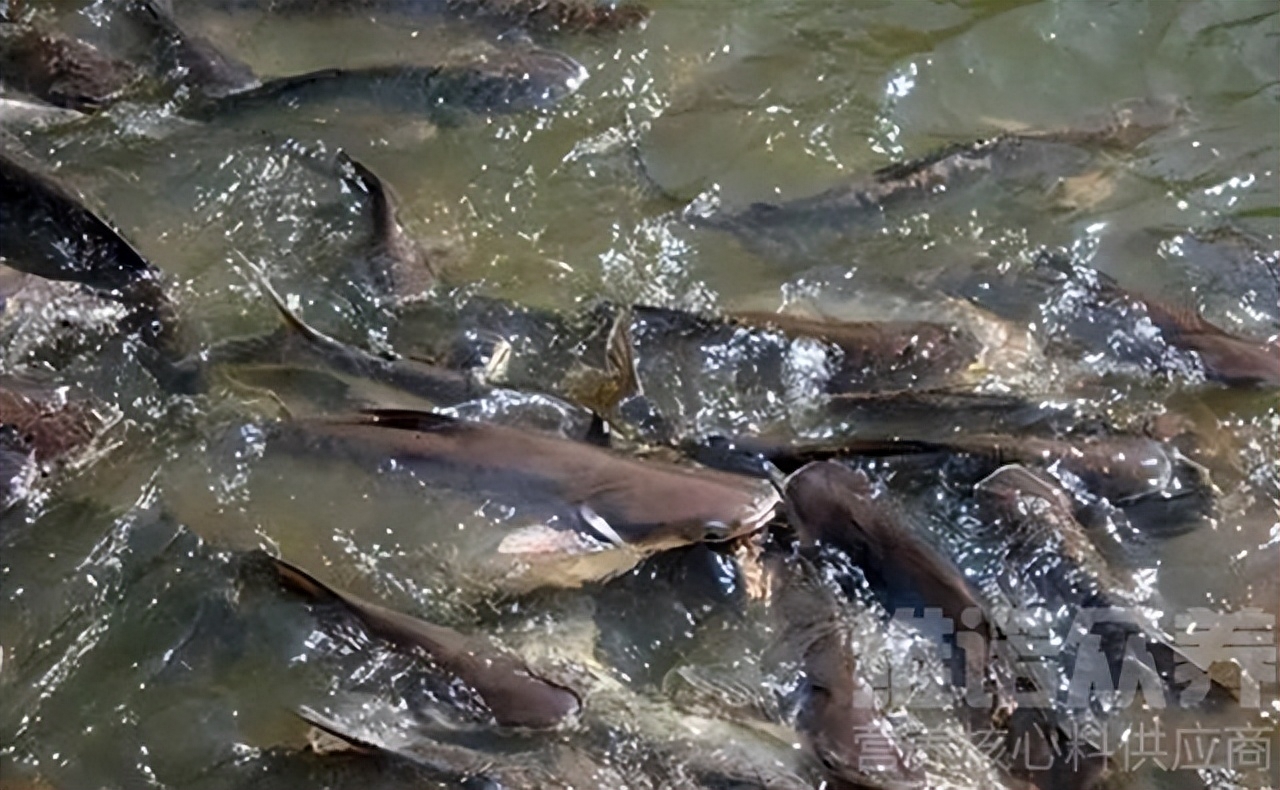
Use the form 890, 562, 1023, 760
732, 487, 782, 537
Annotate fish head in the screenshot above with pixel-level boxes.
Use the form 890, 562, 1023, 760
648, 479, 781, 549
782, 461, 874, 547
459, 42, 588, 112
975, 463, 1074, 517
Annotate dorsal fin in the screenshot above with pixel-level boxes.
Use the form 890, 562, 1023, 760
267, 553, 342, 604
250, 272, 334, 346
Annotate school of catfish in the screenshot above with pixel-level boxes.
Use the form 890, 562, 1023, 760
1, 2, 1278, 789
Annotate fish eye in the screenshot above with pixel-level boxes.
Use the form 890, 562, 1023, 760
702, 521, 731, 541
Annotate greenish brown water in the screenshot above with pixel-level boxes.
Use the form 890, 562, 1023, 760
2, 1, 1278, 788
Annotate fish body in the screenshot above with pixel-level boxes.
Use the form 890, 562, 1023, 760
269, 554, 580, 728
0, 23, 139, 111
122, 0, 260, 98
286, 408, 780, 550
732, 310, 981, 393
0, 149, 187, 383
193, 0, 650, 34
191, 278, 481, 406
201, 44, 587, 120
692, 98, 1180, 262
768, 552, 925, 790
783, 461, 985, 631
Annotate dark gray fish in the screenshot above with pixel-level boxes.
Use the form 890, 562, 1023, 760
199, 0, 650, 34
444, 0, 650, 33
731, 311, 982, 393
782, 461, 1014, 731
0, 149, 187, 382
974, 465, 1147, 614
269, 554, 580, 728
1036, 250, 1279, 388
940, 431, 1209, 507
336, 152, 438, 302
784, 462, 988, 637
294, 704, 642, 790
974, 465, 1234, 713
1110, 283, 1279, 388
186, 276, 483, 406
691, 98, 1181, 262
0, 22, 140, 111
283, 408, 779, 549
121, 0, 260, 98
198, 44, 587, 121
767, 551, 925, 790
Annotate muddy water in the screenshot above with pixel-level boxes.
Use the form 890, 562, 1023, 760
1, 1, 1277, 788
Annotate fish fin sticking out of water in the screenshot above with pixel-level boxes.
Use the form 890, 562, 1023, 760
298, 708, 380, 756
252, 270, 336, 348
266, 552, 581, 729
335, 151, 438, 304
122, 0, 260, 99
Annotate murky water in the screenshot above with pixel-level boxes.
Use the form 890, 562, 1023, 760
2, 1, 1278, 788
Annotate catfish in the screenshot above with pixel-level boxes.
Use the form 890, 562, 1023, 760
203, 0, 650, 35
731, 310, 982, 393
0, 148, 186, 374
975, 465, 1235, 708
691, 97, 1182, 262
185, 276, 483, 407
782, 461, 1013, 726
767, 551, 925, 790
1039, 251, 1279, 388
268, 553, 580, 728
283, 408, 780, 552
121, 0, 260, 99
198, 43, 587, 122
0, 23, 139, 111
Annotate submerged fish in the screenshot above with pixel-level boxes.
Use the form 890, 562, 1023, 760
938, 431, 1211, 508
199, 42, 587, 121
0, 149, 187, 384
0, 23, 140, 111
121, 0, 260, 99
336, 152, 439, 302
268, 553, 580, 728
767, 551, 925, 790
1040, 251, 1280, 388
280, 409, 779, 577
731, 310, 982, 393
975, 465, 1230, 703
691, 98, 1182, 262
202, 0, 650, 34
184, 276, 484, 407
